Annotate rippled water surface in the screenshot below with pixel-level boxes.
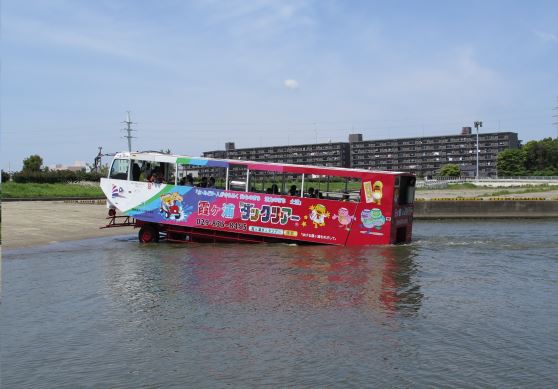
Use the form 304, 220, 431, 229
2, 220, 558, 387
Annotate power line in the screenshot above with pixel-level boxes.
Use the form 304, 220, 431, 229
2, 110, 554, 136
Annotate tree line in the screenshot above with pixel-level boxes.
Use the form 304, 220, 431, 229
436, 137, 558, 177
496, 137, 558, 176
2, 154, 104, 183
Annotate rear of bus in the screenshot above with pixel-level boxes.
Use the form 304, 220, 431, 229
389, 174, 416, 244
345, 172, 415, 245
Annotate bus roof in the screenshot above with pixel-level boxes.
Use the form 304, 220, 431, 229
118, 151, 411, 179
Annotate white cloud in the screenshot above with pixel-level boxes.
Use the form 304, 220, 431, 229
197, 0, 314, 37
534, 30, 558, 43
284, 79, 299, 89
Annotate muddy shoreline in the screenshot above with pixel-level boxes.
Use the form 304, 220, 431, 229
2, 201, 132, 249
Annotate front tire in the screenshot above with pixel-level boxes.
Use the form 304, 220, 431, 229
138, 225, 159, 243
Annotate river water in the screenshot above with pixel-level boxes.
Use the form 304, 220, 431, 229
2, 220, 558, 388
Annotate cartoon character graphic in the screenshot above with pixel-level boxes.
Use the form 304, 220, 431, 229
333, 207, 355, 229
371, 181, 383, 205
160, 192, 184, 219
305, 204, 331, 228
360, 208, 386, 235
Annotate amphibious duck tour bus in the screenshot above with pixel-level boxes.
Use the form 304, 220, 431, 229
101, 152, 416, 245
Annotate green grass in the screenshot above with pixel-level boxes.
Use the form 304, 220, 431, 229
415, 182, 478, 191
446, 183, 478, 190
2, 182, 104, 198
483, 185, 556, 197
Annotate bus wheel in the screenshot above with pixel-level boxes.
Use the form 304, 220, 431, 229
138, 225, 159, 243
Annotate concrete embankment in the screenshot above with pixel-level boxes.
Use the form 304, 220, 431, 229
414, 200, 558, 219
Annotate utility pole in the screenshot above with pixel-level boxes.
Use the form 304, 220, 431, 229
121, 111, 136, 152
474, 121, 483, 180
93, 147, 103, 172
553, 97, 558, 138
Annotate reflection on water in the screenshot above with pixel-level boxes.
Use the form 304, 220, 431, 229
2, 220, 558, 387
103, 244, 422, 318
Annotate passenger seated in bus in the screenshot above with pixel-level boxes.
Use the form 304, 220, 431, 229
179, 174, 194, 186
208, 177, 216, 188
317, 191, 324, 199
198, 177, 208, 188
266, 187, 272, 194
155, 170, 165, 184
148, 169, 165, 184
289, 185, 297, 196
306, 187, 316, 198
271, 184, 279, 194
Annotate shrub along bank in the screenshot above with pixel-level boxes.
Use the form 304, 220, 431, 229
10, 170, 103, 184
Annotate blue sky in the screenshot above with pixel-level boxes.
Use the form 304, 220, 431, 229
2, 0, 557, 170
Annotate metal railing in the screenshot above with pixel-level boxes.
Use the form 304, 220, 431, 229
426, 176, 558, 181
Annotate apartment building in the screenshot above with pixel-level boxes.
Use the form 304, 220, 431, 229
202, 128, 520, 177
350, 129, 520, 177
203, 142, 351, 168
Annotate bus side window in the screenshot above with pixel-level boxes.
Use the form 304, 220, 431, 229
398, 176, 416, 205
109, 159, 130, 180
131, 161, 142, 181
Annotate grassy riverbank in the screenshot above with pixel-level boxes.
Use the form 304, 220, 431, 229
479, 185, 557, 197
416, 183, 558, 200
427, 183, 557, 197
2, 182, 104, 198
438, 183, 556, 192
